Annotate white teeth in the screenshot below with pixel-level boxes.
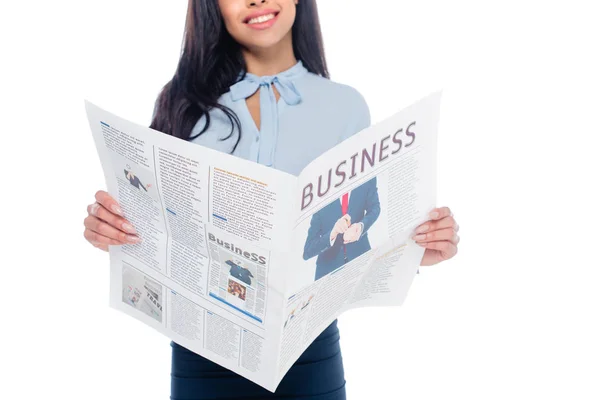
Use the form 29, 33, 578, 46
248, 13, 275, 24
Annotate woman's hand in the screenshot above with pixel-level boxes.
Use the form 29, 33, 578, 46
411, 206, 459, 266
83, 190, 141, 252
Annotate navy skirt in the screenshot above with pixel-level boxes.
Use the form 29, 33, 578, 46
171, 319, 346, 399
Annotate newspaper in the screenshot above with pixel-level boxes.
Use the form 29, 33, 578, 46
84, 90, 442, 392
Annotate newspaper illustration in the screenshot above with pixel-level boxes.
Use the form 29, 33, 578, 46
84, 90, 442, 392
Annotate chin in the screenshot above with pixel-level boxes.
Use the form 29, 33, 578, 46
247, 36, 287, 49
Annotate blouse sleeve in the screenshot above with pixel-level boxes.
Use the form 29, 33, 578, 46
337, 87, 372, 143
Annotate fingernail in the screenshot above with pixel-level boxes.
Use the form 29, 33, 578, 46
414, 234, 426, 241
90, 203, 100, 216
123, 223, 136, 234
429, 211, 439, 219
417, 224, 429, 233
126, 235, 141, 243
417, 242, 427, 246
112, 204, 123, 216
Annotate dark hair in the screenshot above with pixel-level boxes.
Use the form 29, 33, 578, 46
150, 0, 329, 152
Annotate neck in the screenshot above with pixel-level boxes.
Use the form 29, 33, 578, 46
242, 32, 297, 76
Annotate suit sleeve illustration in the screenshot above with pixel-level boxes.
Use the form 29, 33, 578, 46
302, 211, 333, 260
357, 177, 381, 238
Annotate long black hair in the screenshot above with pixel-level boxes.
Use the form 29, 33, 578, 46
150, 0, 329, 153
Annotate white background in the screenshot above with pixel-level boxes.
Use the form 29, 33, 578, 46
1, 0, 599, 399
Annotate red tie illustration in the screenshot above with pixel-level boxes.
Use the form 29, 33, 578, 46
341, 193, 349, 261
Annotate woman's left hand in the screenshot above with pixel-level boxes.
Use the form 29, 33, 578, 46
411, 206, 460, 266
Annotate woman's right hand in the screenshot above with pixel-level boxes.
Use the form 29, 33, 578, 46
83, 190, 141, 252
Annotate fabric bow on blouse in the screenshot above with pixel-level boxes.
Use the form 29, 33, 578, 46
229, 62, 304, 167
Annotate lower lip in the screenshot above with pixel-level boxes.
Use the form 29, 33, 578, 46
246, 13, 279, 30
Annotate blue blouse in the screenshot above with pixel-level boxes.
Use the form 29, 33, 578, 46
189, 60, 371, 175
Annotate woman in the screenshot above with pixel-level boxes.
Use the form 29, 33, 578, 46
83, 0, 460, 398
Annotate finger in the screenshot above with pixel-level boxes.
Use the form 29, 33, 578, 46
342, 214, 351, 225
88, 202, 136, 234
412, 227, 459, 245
427, 206, 453, 221
412, 226, 455, 242
344, 236, 357, 244
84, 228, 127, 246
416, 240, 458, 258
95, 190, 124, 217
343, 230, 357, 243
88, 202, 101, 218
414, 215, 457, 235
84, 215, 141, 244
338, 221, 349, 233
333, 227, 345, 237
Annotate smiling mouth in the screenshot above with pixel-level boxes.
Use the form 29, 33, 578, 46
245, 12, 279, 25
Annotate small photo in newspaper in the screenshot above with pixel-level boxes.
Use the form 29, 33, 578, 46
227, 279, 247, 300
122, 265, 163, 323
225, 257, 258, 287
110, 151, 159, 202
